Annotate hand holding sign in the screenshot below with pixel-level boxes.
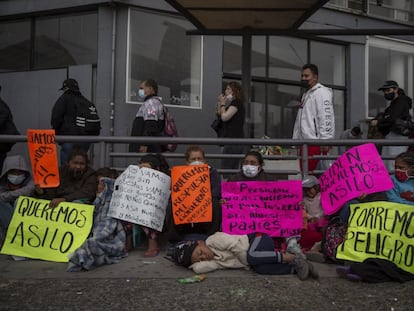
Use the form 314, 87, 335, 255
27, 129, 60, 188
319, 143, 393, 215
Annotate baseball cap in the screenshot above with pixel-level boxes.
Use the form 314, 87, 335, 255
302, 175, 319, 188
378, 80, 399, 91
59, 78, 79, 91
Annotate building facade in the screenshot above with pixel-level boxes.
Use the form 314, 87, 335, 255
0, 0, 414, 167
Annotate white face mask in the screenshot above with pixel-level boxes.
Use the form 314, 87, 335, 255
7, 174, 26, 185
226, 94, 233, 101
190, 161, 204, 166
242, 165, 260, 178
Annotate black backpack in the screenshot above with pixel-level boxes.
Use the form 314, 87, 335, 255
75, 96, 101, 135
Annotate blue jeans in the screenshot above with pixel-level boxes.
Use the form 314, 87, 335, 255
60, 142, 91, 165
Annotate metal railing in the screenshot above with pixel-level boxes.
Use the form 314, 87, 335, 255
6, 134, 414, 177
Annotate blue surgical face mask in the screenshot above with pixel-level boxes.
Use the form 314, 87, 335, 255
138, 89, 145, 99
7, 174, 26, 185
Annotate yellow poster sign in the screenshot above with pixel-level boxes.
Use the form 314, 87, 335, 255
337, 201, 414, 274
0, 196, 94, 262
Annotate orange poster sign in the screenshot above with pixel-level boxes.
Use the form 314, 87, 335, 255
171, 164, 212, 225
27, 129, 60, 188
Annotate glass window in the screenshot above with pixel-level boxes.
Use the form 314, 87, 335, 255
268, 37, 307, 81
223, 36, 242, 75
0, 20, 31, 72
250, 82, 301, 138
34, 12, 98, 69
368, 37, 414, 117
127, 9, 203, 108
311, 41, 346, 86
251, 37, 266, 77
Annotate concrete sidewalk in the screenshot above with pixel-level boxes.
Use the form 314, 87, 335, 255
0, 246, 338, 280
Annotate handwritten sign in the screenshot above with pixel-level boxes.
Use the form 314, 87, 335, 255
0, 196, 94, 262
337, 201, 414, 274
221, 181, 303, 237
171, 164, 212, 225
108, 165, 171, 231
319, 143, 393, 215
27, 129, 60, 188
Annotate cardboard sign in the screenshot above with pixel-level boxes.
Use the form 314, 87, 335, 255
171, 164, 213, 225
108, 165, 171, 231
319, 143, 393, 215
337, 201, 414, 274
0, 196, 94, 262
27, 129, 60, 188
221, 181, 303, 237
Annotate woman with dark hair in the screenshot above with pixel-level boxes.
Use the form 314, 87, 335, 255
217, 81, 246, 171
227, 150, 272, 181
34, 145, 97, 208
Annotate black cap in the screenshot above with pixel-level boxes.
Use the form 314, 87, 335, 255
172, 240, 198, 267
378, 80, 399, 91
59, 78, 79, 91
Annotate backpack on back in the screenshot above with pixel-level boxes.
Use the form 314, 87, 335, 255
75, 96, 101, 136
163, 106, 178, 152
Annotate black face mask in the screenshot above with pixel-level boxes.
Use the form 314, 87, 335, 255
300, 79, 310, 89
384, 92, 395, 101
69, 168, 84, 180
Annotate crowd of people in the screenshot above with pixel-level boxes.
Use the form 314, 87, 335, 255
0, 63, 414, 283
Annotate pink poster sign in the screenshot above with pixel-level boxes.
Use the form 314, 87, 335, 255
320, 143, 393, 215
221, 180, 303, 237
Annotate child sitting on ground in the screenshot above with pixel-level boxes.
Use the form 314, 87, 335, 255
172, 231, 318, 281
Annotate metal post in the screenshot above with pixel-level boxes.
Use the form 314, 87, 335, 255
302, 143, 309, 177
242, 32, 252, 137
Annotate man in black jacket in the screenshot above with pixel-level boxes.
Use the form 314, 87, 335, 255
0, 86, 20, 172
377, 80, 412, 171
51, 79, 91, 165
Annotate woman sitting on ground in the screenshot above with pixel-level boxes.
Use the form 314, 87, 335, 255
34, 146, 97, 208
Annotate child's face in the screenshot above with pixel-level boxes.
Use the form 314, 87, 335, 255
191, 241, 214, 263
304, 186, 318, 198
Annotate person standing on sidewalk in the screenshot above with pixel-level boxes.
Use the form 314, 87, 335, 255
376, 81, 412, 172
292, 64, 335, 172
51, 79, 92, 165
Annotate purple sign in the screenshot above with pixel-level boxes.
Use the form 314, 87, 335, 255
221, 180, 303, 237
320, 143, 393, 215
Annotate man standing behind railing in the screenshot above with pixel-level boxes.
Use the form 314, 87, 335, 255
292, 64, 335, 172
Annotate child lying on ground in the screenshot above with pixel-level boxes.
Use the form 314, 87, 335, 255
172, 231, 318, 281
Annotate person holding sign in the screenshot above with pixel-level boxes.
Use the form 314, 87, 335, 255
228, 150, 272, 182
138, 154, 170, 257
386, 152, 414, 205
0, 155, 34, 231
168, 146, 222, 243
172, 232, 318, 281
34, 147, 97, 208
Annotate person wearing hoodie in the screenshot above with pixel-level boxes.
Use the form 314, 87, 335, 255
34, 146, 97, 209
0, 155, 34, 229
51, 78, 91, 165
292, 64, 335, 172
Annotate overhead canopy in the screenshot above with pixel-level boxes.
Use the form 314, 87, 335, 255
165, 0, 414, 36
165, 0, 331, 34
